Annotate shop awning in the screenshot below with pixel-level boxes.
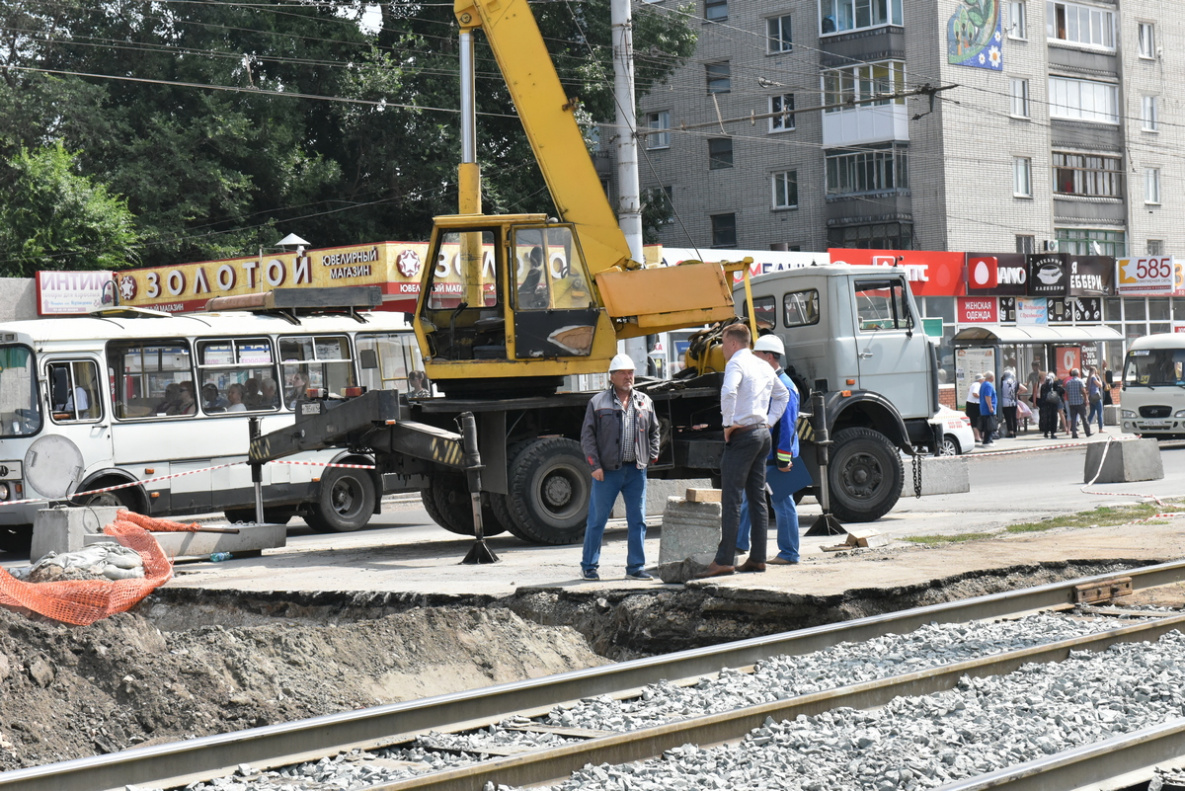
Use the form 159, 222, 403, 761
952, 325, 1123, 345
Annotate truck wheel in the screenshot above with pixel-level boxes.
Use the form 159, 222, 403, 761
828, 427, 902, 523
489, 493, 533, 541
305, 468, 375, 533
506, 437, 590, 545
422, 474, 507, 537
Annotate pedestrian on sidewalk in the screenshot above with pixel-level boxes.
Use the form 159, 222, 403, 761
979, 371, 998, 446
966, 373, 983, 442
734, 334, 803, 565
1027, 360, 1043, 411
1086, 366, 1104, 432
579, 353, 661, 582
1064, 368, 1091, 438
1000, 370, 1019, 438
1038, 373, 1064, 439
700, 323, 789, 578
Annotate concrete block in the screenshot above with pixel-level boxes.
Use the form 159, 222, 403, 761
83, 522, 287, 559
658, 497, 721, 566
1104, 404, 1120, 426
899, 456, 970, 497
1084, 438, 1163, 484
31, 506, 122, 563
611, 477, 711, 518
686, 488, 721, 503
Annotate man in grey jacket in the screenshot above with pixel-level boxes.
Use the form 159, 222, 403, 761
579, 353, 661, 581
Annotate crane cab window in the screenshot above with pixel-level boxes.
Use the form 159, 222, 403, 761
512, 227, 593, 311
426, 230, 499, 311
48, 361, 100, 423
854, 279, 912, 331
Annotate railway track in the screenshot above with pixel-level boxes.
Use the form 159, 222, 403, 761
6, 560, 1185, 791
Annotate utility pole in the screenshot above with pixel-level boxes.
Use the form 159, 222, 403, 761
611, 0, 650, 373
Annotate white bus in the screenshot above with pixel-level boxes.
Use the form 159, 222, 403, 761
0, 300, 424, 549
1120, 333, 1185, 439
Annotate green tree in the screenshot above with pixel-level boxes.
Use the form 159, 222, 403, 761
0, 141, 142, 275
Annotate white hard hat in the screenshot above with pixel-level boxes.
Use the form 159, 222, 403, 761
753, 334, 785, 356
608, 353, 636, 372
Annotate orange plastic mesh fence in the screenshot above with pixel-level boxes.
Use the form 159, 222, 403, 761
0, 511, 198, 626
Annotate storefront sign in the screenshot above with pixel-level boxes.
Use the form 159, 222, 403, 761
1117, 256, 1175, 294
1028, 254, 1069, 297
36, 271, 117, 315
957, 296, 998, 323
1015, 298, 1047, 325
966, 253, 1027, 296
827, 249, 966, 296
1066, 256, 1113, 296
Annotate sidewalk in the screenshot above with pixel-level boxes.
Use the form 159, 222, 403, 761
966, 419, 1125, 454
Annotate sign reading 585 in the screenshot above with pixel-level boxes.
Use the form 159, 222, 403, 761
1118, 257, 1174, 292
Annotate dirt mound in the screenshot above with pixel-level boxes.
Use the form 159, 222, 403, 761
0, 602, 604, 771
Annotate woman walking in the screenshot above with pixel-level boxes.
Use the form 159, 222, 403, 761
1000, 370, 1019, 438
1038, 373, 1065, 439
1086, 366, 1104, 432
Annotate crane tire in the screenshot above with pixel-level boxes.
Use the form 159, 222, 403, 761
422, 473, 507, 537
827, 426, 902, 523
505, 437, 590, 545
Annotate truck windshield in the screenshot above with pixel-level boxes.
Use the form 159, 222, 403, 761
1124, 348, 1185, 386
0, 346, 41, 436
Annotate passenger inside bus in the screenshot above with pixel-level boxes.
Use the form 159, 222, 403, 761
202, 383, 229, 411
286, 370, 310, 406
226, 383, 247, 412
260, 378, 280, 408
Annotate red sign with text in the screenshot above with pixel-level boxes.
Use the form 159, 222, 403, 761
957, 296, 999, 323
827, 249, 967, 296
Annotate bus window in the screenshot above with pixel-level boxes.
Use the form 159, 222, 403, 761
107, 340, 195, 419
47, 361, 101, 422
356, 332, 423, 395
197, 338, 279, 413
0, 346, 39, 436
279, 335, 356, 407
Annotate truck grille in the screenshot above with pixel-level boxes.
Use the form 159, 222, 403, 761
1140, 405, 1172, 418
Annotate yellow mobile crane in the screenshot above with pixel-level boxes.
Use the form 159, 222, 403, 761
414, 0, 748, 396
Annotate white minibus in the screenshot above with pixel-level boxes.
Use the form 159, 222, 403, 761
0, 302, 423, 549
1120, 333, 1185, 439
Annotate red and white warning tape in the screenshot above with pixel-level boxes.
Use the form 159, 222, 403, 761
270, 459, 377, 470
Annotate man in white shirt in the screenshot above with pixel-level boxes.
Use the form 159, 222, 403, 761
700, 323, 789, 577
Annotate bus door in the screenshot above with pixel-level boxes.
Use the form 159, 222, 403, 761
39, 356, 111, 499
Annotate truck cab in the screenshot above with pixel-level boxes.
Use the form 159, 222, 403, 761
1120, 333, 1185, 439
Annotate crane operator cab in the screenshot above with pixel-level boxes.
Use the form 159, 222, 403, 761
414, 214, 619, 397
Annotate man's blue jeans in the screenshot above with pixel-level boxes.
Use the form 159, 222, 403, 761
736, 462, 801, 562
581, 464, 648, 575
715, 427, 771, 566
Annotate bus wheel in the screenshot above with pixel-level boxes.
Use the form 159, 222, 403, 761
0, 526, 31, 553
506, 437, 589, 545
73, 485, 139, 513
305, 469, 375, 533
828, 427, 903, 523
422, 474, 507, 537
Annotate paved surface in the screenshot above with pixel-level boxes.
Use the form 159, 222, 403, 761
149, 426, 1185, 601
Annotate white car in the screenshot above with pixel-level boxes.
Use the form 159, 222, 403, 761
929, 406, 975, 455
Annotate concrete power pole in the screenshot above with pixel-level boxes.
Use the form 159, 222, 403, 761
611, 0, 650, 374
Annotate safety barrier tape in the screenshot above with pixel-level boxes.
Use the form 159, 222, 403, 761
0, 459, 378, 508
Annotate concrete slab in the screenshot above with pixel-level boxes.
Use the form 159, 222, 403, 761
1084, 438, 1163, 484
612, 478, 711, 518
30, 506, 123, 563
900, 456, 970, 497
657, 498, 721, 566
83, 522, 287, 559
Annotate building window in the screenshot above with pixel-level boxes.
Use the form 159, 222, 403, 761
820, 0, 903, 35
769, 94, 795, 132
827, 222, 913, 250
1142, 95, 1159, 131
708, 138, 733, 169
772, 170, 798, 209
1145, 168, 1161, 205
646, 110, 670, 149
825, 145, 909, 195
1046, 2, 1115, 49
1010, 78, 1030, 118
711, 213, 737, 247
1052, 152, 1122, 197
1048, 76, 1119, 124
1013, 157, 1032, 197
1054, 228, 1125, 257
1148, 239, 1164, 255
705, 0, 727, 22
822, 60, 906, 113
1016, 235, 1035, 254
706, 62, 730, 94
1138, 22, 1156, 58
1008, 1, 1027, 39
767, 14, 792, 52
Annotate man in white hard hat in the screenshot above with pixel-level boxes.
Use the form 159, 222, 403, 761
578, 353, 661, 581
735, 333, 805, 564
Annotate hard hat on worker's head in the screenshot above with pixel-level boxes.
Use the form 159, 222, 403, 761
753, 334, 785, 357
608, 353, 636, 373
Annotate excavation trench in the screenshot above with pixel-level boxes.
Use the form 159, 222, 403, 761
0, 559, 1151, 772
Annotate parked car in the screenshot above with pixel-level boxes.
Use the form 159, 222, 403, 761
929, 406, 975, 455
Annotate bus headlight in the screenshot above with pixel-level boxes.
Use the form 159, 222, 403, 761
1121, 409, 1136, 418
0, 483, 10, 501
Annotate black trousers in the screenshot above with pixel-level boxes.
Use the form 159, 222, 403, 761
716, 427, 771, 566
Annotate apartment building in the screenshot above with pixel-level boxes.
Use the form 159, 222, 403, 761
635, 0, 1180, 260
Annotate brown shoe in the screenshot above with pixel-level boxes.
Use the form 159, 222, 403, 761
736, 560, 766, 573
696, 561, 735, 578
768, 557, 799, 565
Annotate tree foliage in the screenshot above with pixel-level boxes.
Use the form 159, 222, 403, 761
0, 0, 697, 269
0, 141, 142, 276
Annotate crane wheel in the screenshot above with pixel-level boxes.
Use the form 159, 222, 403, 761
422, 473, 507, 537
827, 426, 903, 523
505, 437, 589, 545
